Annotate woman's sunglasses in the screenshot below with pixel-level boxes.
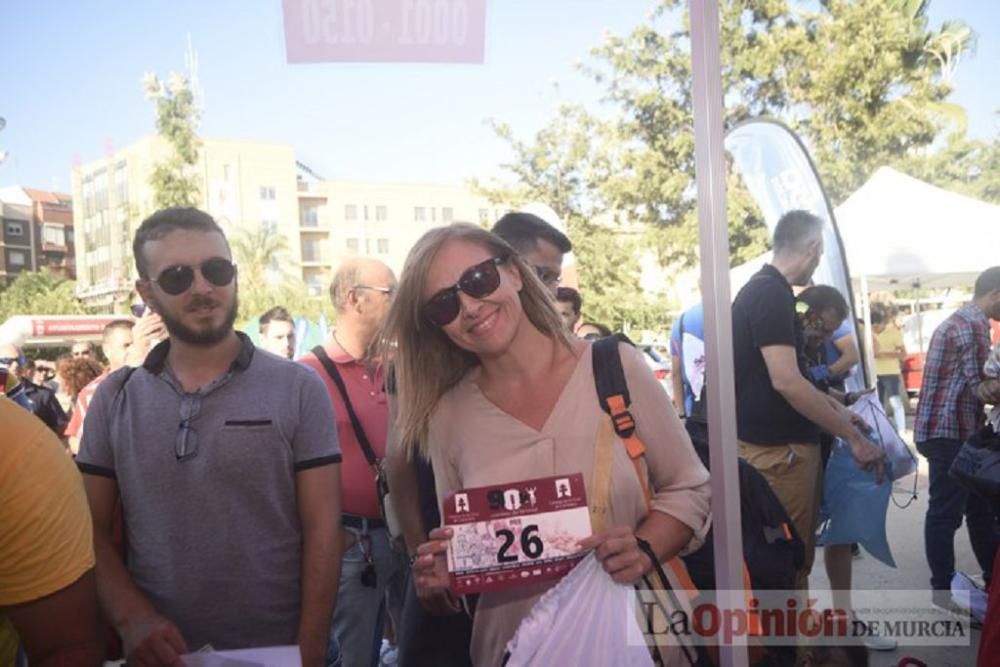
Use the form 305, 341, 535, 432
152, 257, 237, 296
422, 255, 508, 327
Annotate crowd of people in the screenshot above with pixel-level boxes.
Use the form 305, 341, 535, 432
2, 204, 1000, 667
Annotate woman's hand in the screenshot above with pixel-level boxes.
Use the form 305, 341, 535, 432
413, 527, 462, 615
578, 526, 651, 585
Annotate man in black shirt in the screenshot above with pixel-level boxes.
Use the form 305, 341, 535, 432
732, 210, 883, 592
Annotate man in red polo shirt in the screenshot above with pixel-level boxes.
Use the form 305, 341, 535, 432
65, 314, 165, 454
300, 257, 405, 667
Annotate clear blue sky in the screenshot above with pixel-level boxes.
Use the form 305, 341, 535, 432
0, 0, 996, 193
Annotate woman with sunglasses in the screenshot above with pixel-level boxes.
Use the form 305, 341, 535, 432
382, 223, 710, 666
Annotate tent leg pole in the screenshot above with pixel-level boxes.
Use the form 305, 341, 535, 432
861, 275, 875, 389
690, 1, 748, 665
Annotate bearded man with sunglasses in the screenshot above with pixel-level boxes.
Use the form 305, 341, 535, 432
76, 207, 343, 667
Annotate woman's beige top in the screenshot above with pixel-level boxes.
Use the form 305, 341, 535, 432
429, 341, 712, 667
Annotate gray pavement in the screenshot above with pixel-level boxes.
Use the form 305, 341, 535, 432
808, 451, 986, 667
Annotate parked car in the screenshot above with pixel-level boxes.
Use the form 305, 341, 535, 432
640, 344, 673, 398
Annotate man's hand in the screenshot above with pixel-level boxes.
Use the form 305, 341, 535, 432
848, 411, 870, 430
125, 312, 167, 367
120, 612, 188, 667
845, 431, 886, 484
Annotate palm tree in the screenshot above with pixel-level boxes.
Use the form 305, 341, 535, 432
889, 0, 976, 83
884, 0, 976, 134
229, 223, 293, 288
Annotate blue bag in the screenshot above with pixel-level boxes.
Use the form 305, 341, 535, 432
816, 439, 895, 567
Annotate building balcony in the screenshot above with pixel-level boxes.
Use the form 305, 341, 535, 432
300, 256, 332, 266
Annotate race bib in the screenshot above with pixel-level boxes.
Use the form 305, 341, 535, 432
443, 473, 591, 595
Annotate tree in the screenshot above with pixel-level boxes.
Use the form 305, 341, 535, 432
0, 272, 84, 323
473, 107, 671, 333
569, 218, 669, 332
143, 72, 201, 208
230, 224, 334, 324
901, 129, 1000, 204
485, 0, 976, 274
230, 225, 293, 289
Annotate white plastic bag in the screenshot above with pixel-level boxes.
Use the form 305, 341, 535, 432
504, 554, 656, 667
850, 391, 918, 481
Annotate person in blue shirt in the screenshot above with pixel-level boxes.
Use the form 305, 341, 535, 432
669, 303, 705, 419
798, 285, 861, 395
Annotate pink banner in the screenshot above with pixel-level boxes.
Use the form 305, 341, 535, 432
283, 0, 486, 64
30, 318, 116, 337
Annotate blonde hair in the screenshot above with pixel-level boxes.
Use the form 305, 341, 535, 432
381, 223, 572, 457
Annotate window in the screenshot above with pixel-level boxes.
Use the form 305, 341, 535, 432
83, 177, 94, 217
301, 238, 322, 263
223, 164, 232, 182
345, 204, 358, 221
431, 207, 437, 222
42, 224, 65, 246
300, 203, 319, 227
94, 169, 109, 210
346, 238, 359, 253
259, 186, 276, 200
364, 205, 370, 221
8, 250, 26, 267
114, 161, 128, 204
442, 207, 454, 223
6, 222, 24, 236
414, 206, 425, 222
377, 238, 389, 255
478, 208, 490, 223
375, 205, 387, 222
261, 220, 278, 235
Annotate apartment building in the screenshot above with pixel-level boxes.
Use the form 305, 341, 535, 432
296, 170, 505, 294
0, 186, 75, 283
72, 135, 299, 309
70, 133, 512, 310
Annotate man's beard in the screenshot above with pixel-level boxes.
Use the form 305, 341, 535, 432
151, 292, 239, 346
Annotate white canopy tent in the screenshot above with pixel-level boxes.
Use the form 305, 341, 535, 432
836, 167, 1000, 292
730, 167, 1000, 294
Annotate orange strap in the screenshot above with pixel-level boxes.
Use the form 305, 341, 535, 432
607, 385, 759, 632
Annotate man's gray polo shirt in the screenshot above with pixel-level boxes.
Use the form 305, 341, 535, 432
77, 332, 341, 650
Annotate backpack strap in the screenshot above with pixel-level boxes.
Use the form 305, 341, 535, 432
312, 345, 379, 470
591, 334, 650, 505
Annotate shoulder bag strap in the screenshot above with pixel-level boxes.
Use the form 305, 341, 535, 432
312, 345, 378, 468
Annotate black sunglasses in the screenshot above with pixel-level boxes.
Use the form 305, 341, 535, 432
422, 255, 508, 327
152, 258, 236, 296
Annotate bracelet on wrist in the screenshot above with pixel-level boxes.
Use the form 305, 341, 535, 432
635, 536, 658, 575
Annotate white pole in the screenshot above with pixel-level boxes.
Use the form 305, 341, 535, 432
861, 274, 875, 388
689, 2, 749, 665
